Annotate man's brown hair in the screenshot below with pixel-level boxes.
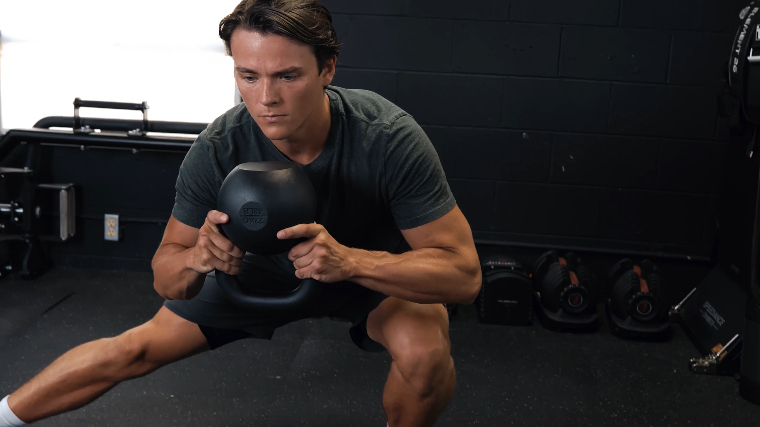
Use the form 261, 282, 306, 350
219, 0, 341, 74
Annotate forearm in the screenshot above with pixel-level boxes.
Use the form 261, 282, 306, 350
151, 244, 205, 300
347, 247, 481, 304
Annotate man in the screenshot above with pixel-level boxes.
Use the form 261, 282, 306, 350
0, 1, 481, 426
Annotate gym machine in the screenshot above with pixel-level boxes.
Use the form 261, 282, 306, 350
0, 98, 205, 279
0, 131, 76, 279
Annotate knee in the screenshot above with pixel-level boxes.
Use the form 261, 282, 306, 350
393, 340, 454, 399
99, 331, 150, 381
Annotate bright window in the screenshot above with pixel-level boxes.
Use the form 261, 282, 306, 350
0, 1, 241, 131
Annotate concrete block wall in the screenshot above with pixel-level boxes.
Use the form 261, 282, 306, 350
1, 0, 749, 274
327, 0, 748, 260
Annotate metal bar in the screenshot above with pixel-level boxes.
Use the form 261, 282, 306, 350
37, 184, 75, 241
33, 116, 208, 134
673, 287, 699, 313
0, 203, 22, 213
59, 189, 68, 240
716, 334, 741, 360
74, 98, 147, 111
0, 128, 194, 160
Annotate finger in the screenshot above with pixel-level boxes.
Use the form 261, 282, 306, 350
205, 232, 244, 264
202, 243, 242, 274
193, 244, 240, 275
213, 234, 246, 259
295, 266, 314, 280
202, 215, 245, 260
202, 241, 243, 267
292, 252, 315, 270
288, 239, 317, 261
207, 210, 230, 225
278, 223, 322, 240
198, 227, 244, 266
214, 259, 241, 275
295, 261, 324, 282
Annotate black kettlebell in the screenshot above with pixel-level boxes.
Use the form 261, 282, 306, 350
214, 161, 321, 312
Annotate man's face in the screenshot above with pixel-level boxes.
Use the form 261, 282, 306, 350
230, 29, 335, 142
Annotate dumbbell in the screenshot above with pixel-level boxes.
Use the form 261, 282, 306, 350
607, 258, 667, 324
532, 250, 598, 315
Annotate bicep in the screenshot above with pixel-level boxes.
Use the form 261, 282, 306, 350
158, 215, 200, 251
400, 205, 476, 256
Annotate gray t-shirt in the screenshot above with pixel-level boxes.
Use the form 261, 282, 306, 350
171, 85, 456, 274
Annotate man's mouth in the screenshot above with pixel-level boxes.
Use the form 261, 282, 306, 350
261, 115, 286, 123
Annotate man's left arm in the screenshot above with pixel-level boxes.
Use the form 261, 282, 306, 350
279, 204, 482, 305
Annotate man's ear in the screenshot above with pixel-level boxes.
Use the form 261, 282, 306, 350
321, 55, 337, 86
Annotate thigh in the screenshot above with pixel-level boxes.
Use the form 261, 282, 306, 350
365, 297, 450, 358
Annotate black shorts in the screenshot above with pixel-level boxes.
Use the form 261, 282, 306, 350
163, 253, 389, 352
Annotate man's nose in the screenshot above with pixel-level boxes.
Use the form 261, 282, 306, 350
260, 79, 279, 106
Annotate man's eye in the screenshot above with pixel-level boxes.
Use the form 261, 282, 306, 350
283, 75, 297, 81
243, 76, 257, 82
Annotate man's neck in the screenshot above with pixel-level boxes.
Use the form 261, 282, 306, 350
271, 92, 331, 166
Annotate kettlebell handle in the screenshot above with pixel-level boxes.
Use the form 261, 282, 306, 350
214, 221, 322, 312
214, 269, 322, 313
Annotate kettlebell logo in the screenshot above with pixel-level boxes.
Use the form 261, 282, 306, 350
239, 202, 268, 231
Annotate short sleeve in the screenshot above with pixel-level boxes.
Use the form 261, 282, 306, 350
385, 114, 456, 230
171, 135, 224, 229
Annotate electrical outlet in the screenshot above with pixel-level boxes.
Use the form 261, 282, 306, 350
105, 214, 119, 241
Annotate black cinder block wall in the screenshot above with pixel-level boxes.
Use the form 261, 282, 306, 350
328, 0, 745, 263
0, 0, 749, 293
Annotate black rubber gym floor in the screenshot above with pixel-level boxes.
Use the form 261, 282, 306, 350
1, 268, 758, 426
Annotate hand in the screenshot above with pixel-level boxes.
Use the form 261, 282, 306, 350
278, 223, 354, 283
190, 210, 246, 275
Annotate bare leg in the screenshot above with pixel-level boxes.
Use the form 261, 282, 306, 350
367, 297, 456, 427
7, 306, 209, 423
381, 356, 456, 427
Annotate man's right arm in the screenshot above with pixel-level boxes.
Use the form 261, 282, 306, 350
152, 211, 244, 300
